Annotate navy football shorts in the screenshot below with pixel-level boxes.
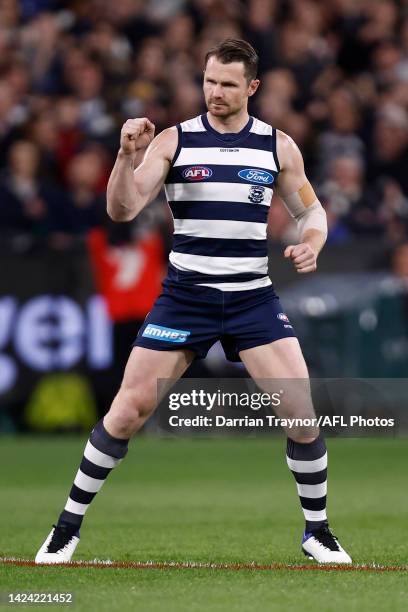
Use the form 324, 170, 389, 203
133, 282, 296, 362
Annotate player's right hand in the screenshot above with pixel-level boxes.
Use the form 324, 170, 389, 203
120, 118, 155, 156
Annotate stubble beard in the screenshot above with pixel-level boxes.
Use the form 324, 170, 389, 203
207, 100, 241, 119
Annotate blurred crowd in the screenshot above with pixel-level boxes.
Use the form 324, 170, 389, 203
1, 0, 408, 252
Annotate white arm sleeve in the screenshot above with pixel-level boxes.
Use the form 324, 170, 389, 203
281, 192, 327, 239
296, 201, 327, 239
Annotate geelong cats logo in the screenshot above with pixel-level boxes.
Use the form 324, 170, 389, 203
248, 185, 265, 203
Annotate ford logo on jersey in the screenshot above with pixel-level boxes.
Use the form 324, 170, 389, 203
142, 324, 191, 343
182, 166, 213, 181
238, 168, 274, 184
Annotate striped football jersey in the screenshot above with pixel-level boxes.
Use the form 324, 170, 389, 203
164, 113, 280, 291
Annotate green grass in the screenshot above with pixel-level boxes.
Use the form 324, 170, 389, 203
0, 436, 407, 611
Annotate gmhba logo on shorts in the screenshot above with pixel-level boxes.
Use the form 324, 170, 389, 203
142, 324, 191, 343
238, 168, 274, 185
182, 166, 212, 181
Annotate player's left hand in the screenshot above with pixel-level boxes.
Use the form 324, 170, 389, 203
284, 243, 317, 273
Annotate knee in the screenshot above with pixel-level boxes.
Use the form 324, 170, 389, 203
106, 384, 157, 436
122, 385, 156, 415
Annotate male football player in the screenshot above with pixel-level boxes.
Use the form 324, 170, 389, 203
36, 39, 351, 565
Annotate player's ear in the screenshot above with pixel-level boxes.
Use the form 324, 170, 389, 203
248, 79, 260, 97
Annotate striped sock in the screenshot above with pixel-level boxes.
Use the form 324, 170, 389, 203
286, 435, 328, 532
57, 419, 129, 530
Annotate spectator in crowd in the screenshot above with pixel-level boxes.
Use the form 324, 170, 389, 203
318, 154, 380, 242
367, 104, 408, 195
62, 147, 108, 234
316, 86, 365, 181
0, 139, 59, 242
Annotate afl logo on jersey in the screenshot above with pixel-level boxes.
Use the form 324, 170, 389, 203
238, 168, 274, 185
182, 166, 213, 181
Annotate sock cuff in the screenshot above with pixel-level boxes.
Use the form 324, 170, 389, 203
90, 419, 129, 459
286, 435, 326, 461
58, 511, 83, 530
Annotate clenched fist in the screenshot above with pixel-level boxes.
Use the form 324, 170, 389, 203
120, 118, 155, 157
284, 243, 317, 273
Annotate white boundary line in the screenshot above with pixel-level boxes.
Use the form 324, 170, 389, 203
1, 557, 407, 573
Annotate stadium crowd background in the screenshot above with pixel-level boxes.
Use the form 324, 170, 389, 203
1, 0, 408, 253
2, 0, 408, 432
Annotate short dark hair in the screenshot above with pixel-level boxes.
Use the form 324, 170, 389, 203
205, 39, 259, 82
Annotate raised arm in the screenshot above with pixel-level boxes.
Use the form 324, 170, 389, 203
107, 118, 178, 222
275, 130, 327, 273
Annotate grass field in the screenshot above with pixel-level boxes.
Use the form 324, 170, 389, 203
0, 436, 407, 611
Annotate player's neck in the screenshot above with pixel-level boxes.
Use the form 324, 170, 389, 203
206, 109, 250, 134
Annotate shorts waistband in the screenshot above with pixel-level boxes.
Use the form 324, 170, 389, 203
162, 278, 277, 300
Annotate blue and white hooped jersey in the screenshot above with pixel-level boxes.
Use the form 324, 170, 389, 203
164, 113, 280, 291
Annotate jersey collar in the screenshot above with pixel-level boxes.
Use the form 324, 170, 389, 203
201, 113, 253, 143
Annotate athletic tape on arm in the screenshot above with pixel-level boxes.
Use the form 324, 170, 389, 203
281, 183, 327, 238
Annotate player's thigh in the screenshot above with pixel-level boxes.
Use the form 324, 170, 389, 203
239, 337, 309, 379
107, 346, 194, 420
122, 346, 194, 390
239, 338, 315, 422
